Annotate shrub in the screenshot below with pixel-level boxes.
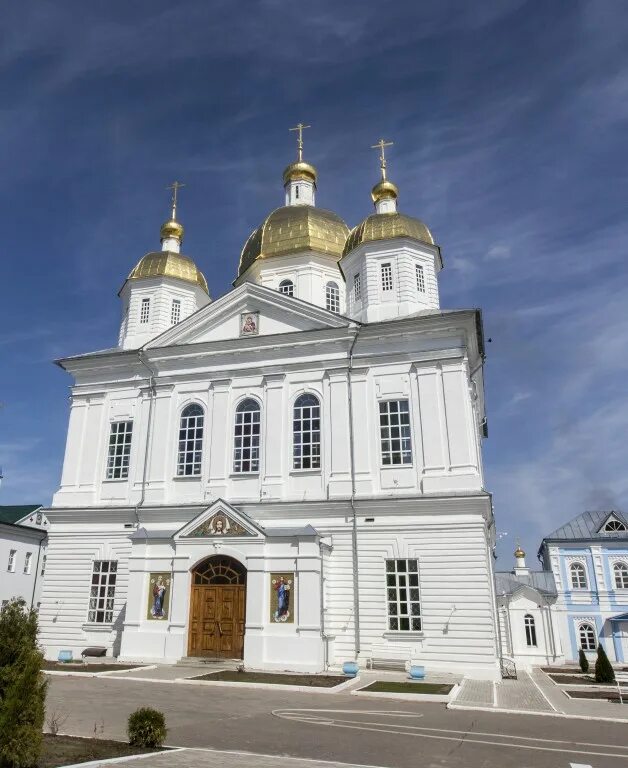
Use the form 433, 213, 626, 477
578, 648, 589, 674
594, 643, 615, 684
0, 600, 47, 768
128, 708, 167, 748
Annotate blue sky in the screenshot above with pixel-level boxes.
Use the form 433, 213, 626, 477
1, 1, 627, 566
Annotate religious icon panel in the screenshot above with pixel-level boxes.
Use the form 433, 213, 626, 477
270, 572, 294, 623
147, 572, 171, 620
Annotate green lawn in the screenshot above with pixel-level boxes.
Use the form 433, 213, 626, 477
39, 735, 159, 767
42, 662, 142, 673
190, 671, 346, 687
361, 681, 453, 695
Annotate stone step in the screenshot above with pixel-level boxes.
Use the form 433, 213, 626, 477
176, 656, 242, 668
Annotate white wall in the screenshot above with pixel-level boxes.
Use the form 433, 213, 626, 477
0, 524, 46, 609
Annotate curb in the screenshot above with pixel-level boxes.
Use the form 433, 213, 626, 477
56, 747, 185, 768
447, 702, 628, 723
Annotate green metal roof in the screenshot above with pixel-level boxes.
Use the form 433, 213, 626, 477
0, 505, 42, 525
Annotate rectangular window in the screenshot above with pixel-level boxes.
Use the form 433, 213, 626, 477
87, 560, 117, 624
24, 552, 32, 575
233, 405, 261, 473
385, 559, 421, 631
7, 550, 16, 572
379, 400, 412, 465
353, 273, 361, 302
140, 298, 150, 324
171, 299, 181, 325
106, 421, 133, 480
41, 554, 47, 576
381, 263, 393, 292
416, 264, 425, 293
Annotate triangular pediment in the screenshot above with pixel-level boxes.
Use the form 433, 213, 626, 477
598, 512, 628, 534
146, 282, 352, 349
175, 499, 263, 540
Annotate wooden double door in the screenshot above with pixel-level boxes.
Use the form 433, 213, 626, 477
188, 584, 246, 659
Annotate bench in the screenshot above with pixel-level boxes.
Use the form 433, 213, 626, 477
58, 650, 73, 663
81, 646, 107, 658
366, 643, 413, 672
616, 671, 628, 704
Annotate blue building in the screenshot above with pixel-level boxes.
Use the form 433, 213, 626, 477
538, 510, 628, 664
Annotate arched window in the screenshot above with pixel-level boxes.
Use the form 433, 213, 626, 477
279, 279, 294, 297
177, 403, 204, 476
293, 393, 321, 470
578, 622, 596, 651
614, 562, 628, 589
233, 398, 261, 473
524, 614, 537, 647
604, 518, 627, 532
326, 281, 340, 313
570, 562, 588, 590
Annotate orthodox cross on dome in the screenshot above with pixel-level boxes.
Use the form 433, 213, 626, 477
166, 180, 186, 220
371, 138, 393, 180
289, 122, 311, 162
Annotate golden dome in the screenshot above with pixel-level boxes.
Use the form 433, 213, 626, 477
238, 205, 349, 278
282, 161, 318, 185
371, 179, 399, 203
514, 546, 525, 558
129, 251, 209, 294
343, 212, 434, 257
160, 218, 184, 241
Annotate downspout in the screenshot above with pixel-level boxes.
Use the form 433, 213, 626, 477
135, 350, 157, 528
30, 533, 45, 610
347, 325, 361, 660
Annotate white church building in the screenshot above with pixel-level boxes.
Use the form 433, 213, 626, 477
39, 134, 500, 677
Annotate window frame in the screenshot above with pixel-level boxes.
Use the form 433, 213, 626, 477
569, 562, 588, 590
279, 279, 295, 297
385, 558, 422, 632
380, 262, 393, 292
578, 621, 596, 651
232, 397, 262, 474
105, 421, 133, 480
379, 399, 413, 467
353, 272, 361, 303
325, 281, 340, 313
171, 298, 181, 325
140, 297, 150, 324
41, 554, 47, 577
524, 613, 537, 647
176, 403, 205, 477
87, 560, 118, 624
7, 549, 16, 573
24, 552, 32, 575
292, 392, 322, 471
604, 519, 627, 532
416, 263, 425, 293
613, 561, 628, 590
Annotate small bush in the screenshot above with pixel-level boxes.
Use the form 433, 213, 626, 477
594, 643, 615, 684
578, 648, 589, 674
127, 708, 167, 748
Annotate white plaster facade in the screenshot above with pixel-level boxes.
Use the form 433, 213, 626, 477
0, 507, 48, 610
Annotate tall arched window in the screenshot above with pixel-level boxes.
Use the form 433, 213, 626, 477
326, 281, 340, 313
570, 562, 588, 590
578, 622, 596, 651
524, 614, 537, 647
233, 398, 261, 473
177, 404, 204, 476
614, 562, 628, 589
279, 279, 294, 297
293, 393, 321, 470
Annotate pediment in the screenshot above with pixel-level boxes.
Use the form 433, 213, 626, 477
598, 512, 628, 534
147, 282, 352, 348
175, 499, 263, 540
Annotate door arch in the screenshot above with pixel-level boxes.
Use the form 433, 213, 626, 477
188, 556, 246, 659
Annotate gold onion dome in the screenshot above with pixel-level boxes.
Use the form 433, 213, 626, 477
238, 205, 349, 278
343, 212, 434, 257
514, 545, 525, 558
128, 251, 209, 294
371, 179, 399, 203
160, 217, 184, 241
282, 161, 318, 185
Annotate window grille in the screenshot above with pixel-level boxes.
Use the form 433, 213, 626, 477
604, 519, 627, 532
7, 550, 16, 572
88, 560, 117, 624
524, 614, 537, 646
106, 421, 133, 480
24, 552, 32, 575
385, 559, 421, 631
379, 400, 412, 465
353, 273, 361, 302
326, 282, 340, 313
293, 393, 321, 470
171, 299, 181, 325
279, 280, 294, 297
140, 298, 150, 324
233, 398, 261, 473
416, 264, 425, 293
177, 403, 204, 476
614, 562, 628, 589
570, 562, 587, 590
578, 622, 596, 651
381, 263, 393, 291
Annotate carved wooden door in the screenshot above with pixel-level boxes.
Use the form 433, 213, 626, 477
188, 585, 245, 658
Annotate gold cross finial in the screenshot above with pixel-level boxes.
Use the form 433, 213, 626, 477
166, 180, 185, 220
371, 138, 394, 180
289, 123, 311, 162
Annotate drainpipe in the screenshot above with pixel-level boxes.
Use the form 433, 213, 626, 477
30, 533, 45, 610
347, 326, 362, 660
135, 350, 157, 528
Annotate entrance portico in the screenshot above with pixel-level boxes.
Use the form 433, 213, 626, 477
119, 499, 326, 671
